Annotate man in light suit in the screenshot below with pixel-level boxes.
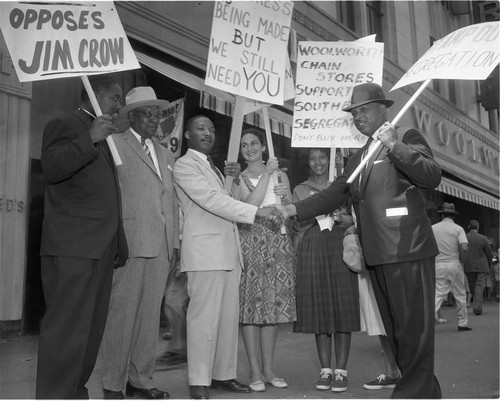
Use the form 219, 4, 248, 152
174, 115, 282, 400
283, 83, 442, 398
101, 87, 179, 399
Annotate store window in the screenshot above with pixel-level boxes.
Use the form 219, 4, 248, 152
338, 1, 356, 32
366, 1, 384, 41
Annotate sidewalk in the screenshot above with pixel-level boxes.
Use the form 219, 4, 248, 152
1, 300, 498, 399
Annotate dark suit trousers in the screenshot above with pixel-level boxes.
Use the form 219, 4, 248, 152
36, 237, 117, 399
369, 257, 442, 399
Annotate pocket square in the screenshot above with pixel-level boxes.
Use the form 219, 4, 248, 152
167, 164, 173, 171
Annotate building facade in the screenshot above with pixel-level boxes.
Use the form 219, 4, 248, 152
0, 1, 498, 331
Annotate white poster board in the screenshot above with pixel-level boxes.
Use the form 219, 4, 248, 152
393, 21, 500, 90
205, 1, 293, 104
292, 40, 384, 148
0, 1, 140, 82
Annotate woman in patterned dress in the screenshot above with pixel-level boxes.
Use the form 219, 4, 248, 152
236, 128, 296, 392
292, 148, 360, 393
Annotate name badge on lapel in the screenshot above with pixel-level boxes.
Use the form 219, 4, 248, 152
386, 207, 408, 217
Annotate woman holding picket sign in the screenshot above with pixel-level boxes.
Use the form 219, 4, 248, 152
235, 128, 296, 393
292, 148, 360, 393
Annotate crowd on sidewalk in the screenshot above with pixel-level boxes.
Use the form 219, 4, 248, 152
34, 76, 498, 401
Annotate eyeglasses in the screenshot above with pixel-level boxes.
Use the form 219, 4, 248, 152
134, 109, 163, 119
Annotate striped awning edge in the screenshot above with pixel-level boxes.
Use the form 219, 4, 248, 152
436, 176, 499, 210
135, 51, 292, 138
200, 92, 292, 139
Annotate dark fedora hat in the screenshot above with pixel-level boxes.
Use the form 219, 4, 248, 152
343, 83, 394, 112
437, 202, 459, 215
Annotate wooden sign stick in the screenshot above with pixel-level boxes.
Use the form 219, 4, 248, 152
329, 147, 337, 181
262, 106, 287, 234
224, 95, 247, 193
81, 76, 122, 166
346, 79, 431, 184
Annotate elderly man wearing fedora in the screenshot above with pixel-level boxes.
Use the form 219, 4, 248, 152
432, 202, 470, 331
282, 83, 442, 398
101, 87, 179, 399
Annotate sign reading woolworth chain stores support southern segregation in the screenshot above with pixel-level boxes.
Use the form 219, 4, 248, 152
205, 0, 293, 104
0, 1, 140, 81
292, 39, 384, 148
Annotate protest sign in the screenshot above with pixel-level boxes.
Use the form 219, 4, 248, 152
392, 21, 499, 90
155, 97, 185, 160
348, 21, 500, 184
0, 1, 140, 82
206, 1, 293, 104
292, 40, 384, 148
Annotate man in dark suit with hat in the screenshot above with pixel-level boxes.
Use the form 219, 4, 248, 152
282, 83, 442, 398
432, 202, 471, 331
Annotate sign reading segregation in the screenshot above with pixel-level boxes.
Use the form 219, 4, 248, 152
205, 1, 294, 104
0, 1, 140, 82
393, 21, 500, 90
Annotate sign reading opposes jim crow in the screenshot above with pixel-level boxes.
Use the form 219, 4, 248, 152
292, 39, 384, 148
392, 21, 499, 90
0, 1, 140, 82
205, 1, 293, 104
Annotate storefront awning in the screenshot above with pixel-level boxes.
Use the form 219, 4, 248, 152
135, 51, 292, 138
436, 176, 499, 210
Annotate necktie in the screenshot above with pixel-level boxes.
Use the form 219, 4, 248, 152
359, 137, 374, 186
207, 155, 224, 184
141, 137, 153, 162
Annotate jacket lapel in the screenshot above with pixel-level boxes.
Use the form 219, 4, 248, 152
123, 131, 161, 178
188, 151, 224, 188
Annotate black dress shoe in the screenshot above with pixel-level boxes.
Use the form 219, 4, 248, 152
126, 382, 170, 399
189, 385, 209, 399
210, 379, 251, 393
103, 389, 125, 399
458, 326, 472, 331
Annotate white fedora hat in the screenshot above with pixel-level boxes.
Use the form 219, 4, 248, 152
120, 86, 169, 117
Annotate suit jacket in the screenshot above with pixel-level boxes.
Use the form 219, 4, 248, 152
464, 230, 493, 273
295, 127, 441, 266
111, 130, 179, 261
174, 149, 258, 272
40, 109, 127, 265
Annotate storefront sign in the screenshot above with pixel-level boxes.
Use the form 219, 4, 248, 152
0, 1, 140, 81
393, 21, 500, 90
205, 1, 293, 104
292, 40, 384, 148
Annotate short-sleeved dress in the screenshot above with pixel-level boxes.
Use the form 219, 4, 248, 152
293, 180, 360, 334
238, 173, 296, 325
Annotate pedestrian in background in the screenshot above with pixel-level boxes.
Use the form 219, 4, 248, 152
292, 148, 360, 393
100, 87, 179, 400
432, 203, 471, 331
36, 75, 128, 399
464, 220, 493, 316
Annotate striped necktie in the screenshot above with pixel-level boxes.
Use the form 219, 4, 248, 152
207, 155, 224, 184
141, 137, 153, 162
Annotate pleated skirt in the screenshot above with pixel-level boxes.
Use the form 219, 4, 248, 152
293, 223, 360, 334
